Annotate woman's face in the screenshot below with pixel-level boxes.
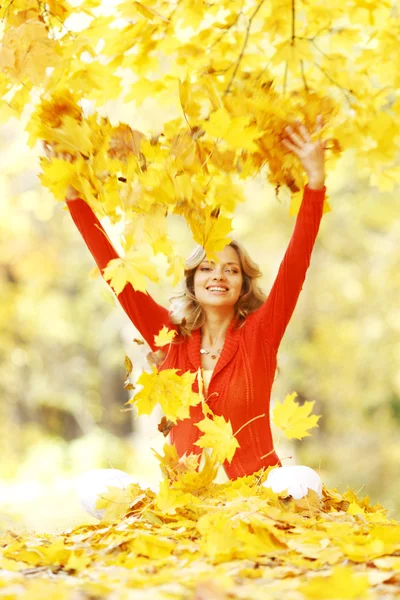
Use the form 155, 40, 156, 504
193, 246, 244, 310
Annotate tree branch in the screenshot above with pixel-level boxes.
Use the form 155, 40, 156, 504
300, 59, 309, 91
291, 0, 296, 44
209, 0, 245, 50
313, 62, 354, 106
223, 0, 267, 97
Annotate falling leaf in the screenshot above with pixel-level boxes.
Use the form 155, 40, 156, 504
272, 392, 321, 440
195, 413, 240, 463
124, 355, 133, 375
154, 325, 177, 347
128, 367, 202, 422
102, 251, 159, 294
158, 416, 175, 437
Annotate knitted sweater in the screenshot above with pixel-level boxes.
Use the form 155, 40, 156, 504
67, 184, 326, 479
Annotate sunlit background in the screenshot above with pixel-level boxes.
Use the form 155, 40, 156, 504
0, 4, 399, 533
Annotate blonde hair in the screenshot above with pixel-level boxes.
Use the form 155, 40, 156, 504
169, 240, 267, 337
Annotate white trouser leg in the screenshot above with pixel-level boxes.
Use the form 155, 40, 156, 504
75, 469, 143, 520
262, 465, 323, 499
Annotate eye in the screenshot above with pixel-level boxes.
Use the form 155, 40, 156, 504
200, 266, 212, 271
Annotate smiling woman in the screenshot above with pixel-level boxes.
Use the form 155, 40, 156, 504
169, 241, 267, 337
49, 118, 327, 517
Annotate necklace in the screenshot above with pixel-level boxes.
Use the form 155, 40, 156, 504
200, 334, 225, 360
200, 347, 221, 360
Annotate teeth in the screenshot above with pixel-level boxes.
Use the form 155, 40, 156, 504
208, 287, 228, 292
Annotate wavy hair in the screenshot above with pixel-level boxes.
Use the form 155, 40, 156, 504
169, 240, 267, 337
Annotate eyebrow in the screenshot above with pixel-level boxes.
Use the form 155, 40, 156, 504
200, 261, 240, 266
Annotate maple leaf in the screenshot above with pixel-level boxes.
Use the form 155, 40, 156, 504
108, 124, 145, 165
102, 251, 159, 294
37, 89, 83, 130
202, 107, 261, 151
195, 413, 240, 463
154, 325, 177, 347
155, 479, 200, 514
272, 392, 321, 440
174, 449, 219, 493
153, 442, 200, 481
157, 416, 175, 437
298, 565, 370, 599
167, 253, 185, 286
188, 209, 233, 261
128, 367, 202, 423
39, 157, 80, 201
95, 483, 145, 523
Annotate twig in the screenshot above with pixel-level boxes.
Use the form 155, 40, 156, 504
291, 0, 296, 44
283, 61, 288, 94
308, 37, 331, 60
233, 413, 266, 438
300, 59, 309, 91
223, 0, 267, 96
209, 0, 245, 50
313, 61, 354, 105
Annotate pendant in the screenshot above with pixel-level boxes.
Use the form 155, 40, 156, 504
200, 349, 209, 355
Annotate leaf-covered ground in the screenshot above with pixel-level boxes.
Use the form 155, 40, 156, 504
1, 457, 400, 600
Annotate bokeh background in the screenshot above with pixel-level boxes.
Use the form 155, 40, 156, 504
0, 92, 399, 533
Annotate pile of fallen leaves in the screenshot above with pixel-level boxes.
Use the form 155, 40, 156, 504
1, 440, 400, 600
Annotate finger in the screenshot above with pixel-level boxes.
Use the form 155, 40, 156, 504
315, 114, 324, 135
281, 138, 301, 156
285, 126, 304, 148
297, 123, 312, 143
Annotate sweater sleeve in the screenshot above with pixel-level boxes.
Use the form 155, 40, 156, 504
66, 198, 172, 350
255, 184, 326, 350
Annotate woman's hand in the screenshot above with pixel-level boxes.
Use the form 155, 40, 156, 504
42, 141, 81, 201
282, 116, 326, 190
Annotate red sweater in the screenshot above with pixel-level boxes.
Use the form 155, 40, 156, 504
67, 184, 326, 479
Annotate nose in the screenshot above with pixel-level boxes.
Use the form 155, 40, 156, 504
212, 268, 226, 280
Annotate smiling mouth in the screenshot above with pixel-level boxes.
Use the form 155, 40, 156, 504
206, 287, 229, 293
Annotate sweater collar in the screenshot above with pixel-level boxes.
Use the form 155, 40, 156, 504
187, 318, 242, 378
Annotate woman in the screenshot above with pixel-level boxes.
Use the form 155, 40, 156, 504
46, 117, 327, 518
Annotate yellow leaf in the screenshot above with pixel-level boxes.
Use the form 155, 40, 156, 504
195, 414, 240, 463
154, 325, 177, 347
39, 157, 80, 201
132, 533, 175, 559
95, 484, 145, 523
272, 391, 321, 440
155, 479, 200, 514
179, 79, 191, 113
167, 253, 185, 287
128, 367, 201, 422
203, 107, 261, 151
175, 449, 219, 493
153, 442, 199, 481
188, 209, 233, 261
102, 251, 159, 294
124, 79, 165, 104
298, 565, 370, 599
65, 552, 91, 572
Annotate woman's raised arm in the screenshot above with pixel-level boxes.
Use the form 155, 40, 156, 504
66, 197, 172, 350
255, 184, 325, 349
254, 117, 327, 349
43, 142, 172, 349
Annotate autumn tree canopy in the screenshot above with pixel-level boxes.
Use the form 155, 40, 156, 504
0, 0, 399, 288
